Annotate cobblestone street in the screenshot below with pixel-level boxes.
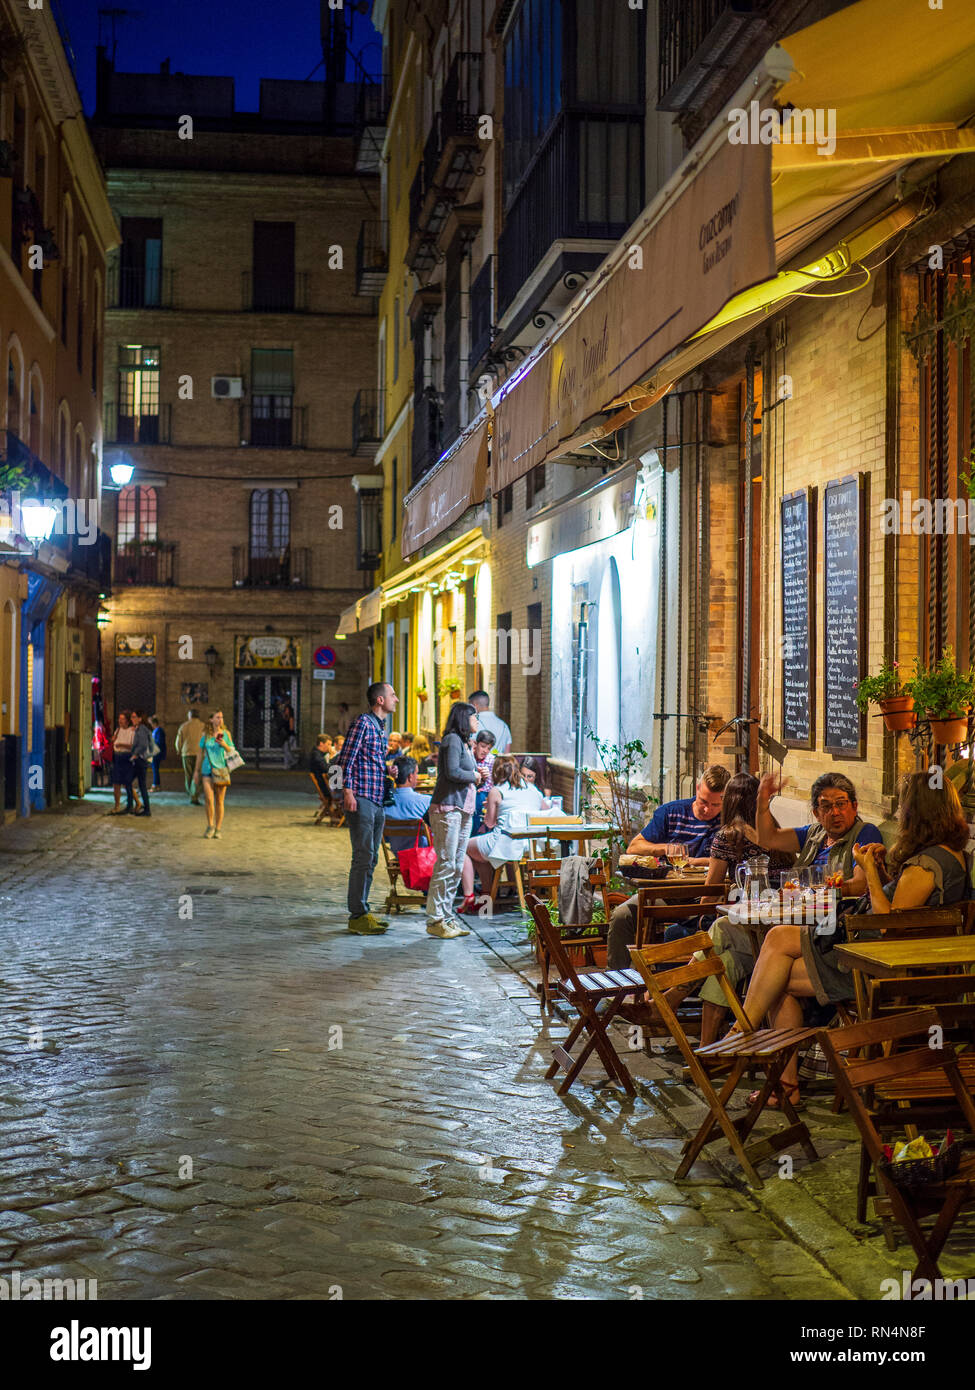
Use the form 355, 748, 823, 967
1, 776, 971, 1302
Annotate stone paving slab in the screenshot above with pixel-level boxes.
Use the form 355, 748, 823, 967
0, 778, 968, 1300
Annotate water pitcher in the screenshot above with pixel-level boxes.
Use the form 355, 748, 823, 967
735, 855, 772, 903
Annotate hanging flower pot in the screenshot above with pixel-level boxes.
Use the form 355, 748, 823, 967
928, 711, 971, 745
417, 690, 428, 703
878, 694, 916, 733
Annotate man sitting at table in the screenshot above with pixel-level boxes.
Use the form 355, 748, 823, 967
754, 770, 882, 892
606, 764, 731, 971
386, 756, 432, 851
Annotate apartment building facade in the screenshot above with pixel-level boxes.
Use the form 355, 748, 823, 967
91, 54, 380, 760
0, 0, 116, 817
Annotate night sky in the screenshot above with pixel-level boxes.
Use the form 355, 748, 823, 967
56, 0, 381, 113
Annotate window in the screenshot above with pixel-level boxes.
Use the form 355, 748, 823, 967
496, 483, 513, 528
73, 430, 85, 500
61, 199, 72, 345
117, 345, 160, 443
357, 488, 382, 570
252, 222, 295, 311
250, 349, 294, 446
249, 489, 291, 583
393, 297, 400, 383
28, 376, 40, 454
76, 240, 87, 375
525, 463, 546, 508
496, 610, 512, 727
503, 0, 563, 204
6, 350, 22, 436
116, 485, 158, 549
525, 601, 542, 751
58, 407, 69, 487
119, 218, 162, 307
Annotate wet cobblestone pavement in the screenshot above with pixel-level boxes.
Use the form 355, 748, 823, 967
1, 775, 972, 1300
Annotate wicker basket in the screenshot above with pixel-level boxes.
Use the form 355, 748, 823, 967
879, 1140, 961, 1189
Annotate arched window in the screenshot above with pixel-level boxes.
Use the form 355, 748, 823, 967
6, 339, 24, 437
116, 484, 157, 550
91, 271, 102, 394
61, 197, 73, 346
28, 367, 42, 455
32, 122, 48, 223
73, 426, 86, 499
248, 488, 290, 584
76, 237, 88, 374
58, 402, 71, 490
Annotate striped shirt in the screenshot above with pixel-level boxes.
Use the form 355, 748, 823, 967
642, 798, 721, 859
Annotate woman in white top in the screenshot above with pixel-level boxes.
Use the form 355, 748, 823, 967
459, 755, 551, 908
109, 711, 141, 815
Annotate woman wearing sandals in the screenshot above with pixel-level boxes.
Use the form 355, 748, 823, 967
193, 710, 237, 839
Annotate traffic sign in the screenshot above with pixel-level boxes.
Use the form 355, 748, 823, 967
313, 669, 336, 681
314, 646, 336, 669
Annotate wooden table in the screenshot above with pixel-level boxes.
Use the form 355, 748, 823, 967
834, 936, 975, 1022
508, 822, 615, 854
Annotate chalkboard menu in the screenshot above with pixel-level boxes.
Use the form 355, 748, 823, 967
824, 473, 868, 758
780, 488, 815, 748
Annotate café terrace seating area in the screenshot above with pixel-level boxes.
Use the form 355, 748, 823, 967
356, 771, 975, 1287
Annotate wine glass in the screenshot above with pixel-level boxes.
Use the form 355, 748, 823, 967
670, 844, 688, 877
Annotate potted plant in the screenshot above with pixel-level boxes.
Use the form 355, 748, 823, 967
438, 675, 462, 701
906, 647, 975, 744
855, 660, 915, 732
417, 670, 428, 704
523, 901, 608, 968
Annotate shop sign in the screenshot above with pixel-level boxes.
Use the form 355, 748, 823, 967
116, 634, 156, 657
235, 635, 301, 668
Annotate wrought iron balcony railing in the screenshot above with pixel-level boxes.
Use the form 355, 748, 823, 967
232, 546, 310, 588
107, 264, 175, 309
114, 540, 177, 587
355, 220, 388, 296
352, 389, 383, 457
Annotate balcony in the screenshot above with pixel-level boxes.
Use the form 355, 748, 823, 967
355, 220, 388, 296
107, 264, 175, 309
352, 389, 383, 457
104, 401, 172, 446
406, 51, 483, 276
354, 74, 389, 174
411, 388, 443, 487
356, 489, 381, 571
469, 255, 494, 372
114, 540, 177, 587
658, 0, 773, 115
249, 403, 305, 448
497, 112, 642, 322
232, 546, 310, 588
242, 270, 309, 312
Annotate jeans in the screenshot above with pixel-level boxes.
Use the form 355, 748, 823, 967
426, 807, 473, 926
346, 795, 385, 919
127, 760, 150, 813
151, 754, 162, 788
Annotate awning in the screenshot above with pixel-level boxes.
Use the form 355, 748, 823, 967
492, 130, 776, 491
334, 586, 383, 639
400, 415, 489, 561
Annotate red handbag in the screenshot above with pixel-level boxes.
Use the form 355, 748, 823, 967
397, 823, 437, 891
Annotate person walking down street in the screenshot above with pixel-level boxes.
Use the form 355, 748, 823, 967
109, 711, 138, 815
128, 711, 154, 817
335, 682, 399, 935
425, 702, 482, 940
175, 709, 206, 805
193, 710, 238, 840
149, 716, 166, 789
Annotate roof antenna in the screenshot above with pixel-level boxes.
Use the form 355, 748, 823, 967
98, 8, 142, 66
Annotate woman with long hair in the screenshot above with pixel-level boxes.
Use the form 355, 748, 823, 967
459, 754, 551, 909
734, 772, 973, 1109
109, 710, 140, 814
425, 701, 481, 939
193, 710, 238, 840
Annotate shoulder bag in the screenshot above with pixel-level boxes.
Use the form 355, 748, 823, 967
397, 823, 437, 892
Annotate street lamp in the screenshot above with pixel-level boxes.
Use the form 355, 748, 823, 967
109, 461, 135, 488
97, 605, 111, 629
20, 500, 58, 548
204, 645, 218, 672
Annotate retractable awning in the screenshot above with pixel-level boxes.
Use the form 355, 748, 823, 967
335, 586, 383, 639
400, 414, 489, 561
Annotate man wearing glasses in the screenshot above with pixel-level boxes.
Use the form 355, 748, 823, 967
756, 771, 884, 896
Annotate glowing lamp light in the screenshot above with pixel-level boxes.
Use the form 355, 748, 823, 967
109, 461, 135, 487
20, 501, 58, 545
97, 606, 111, 629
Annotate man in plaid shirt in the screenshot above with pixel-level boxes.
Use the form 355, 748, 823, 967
335, 681, 399, 934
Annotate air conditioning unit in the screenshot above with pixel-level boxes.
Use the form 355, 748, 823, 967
211, 375, 244, 399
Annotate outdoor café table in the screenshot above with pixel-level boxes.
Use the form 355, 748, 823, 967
507, 821, 615, 855
833, 935, 975, 1023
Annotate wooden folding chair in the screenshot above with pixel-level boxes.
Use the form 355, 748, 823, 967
309, 772, 330, 824
629, 933, 819, 1186
527, 893, 645, 1096
523, 859, 612, 1012
842, 903, 975, 1021
634, 883, 720, 948
818, 1008, 975, 1281
380, 818, 431, 915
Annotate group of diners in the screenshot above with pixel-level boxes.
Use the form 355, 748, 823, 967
609, 763, 973, 1110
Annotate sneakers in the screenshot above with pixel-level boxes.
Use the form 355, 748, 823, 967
348, 914, 388, 935
426, 920, 468, 939
203, 826, 215, 839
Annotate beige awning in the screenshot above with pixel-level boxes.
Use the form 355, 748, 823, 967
334, 586, 383, 638
400, 415, 489, 560
492, 134, 775, 492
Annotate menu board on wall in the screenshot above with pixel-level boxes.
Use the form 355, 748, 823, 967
780, 488, 815, 749
823, 473, 868, 759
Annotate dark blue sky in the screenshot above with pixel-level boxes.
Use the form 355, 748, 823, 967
55, 0, 381, 113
